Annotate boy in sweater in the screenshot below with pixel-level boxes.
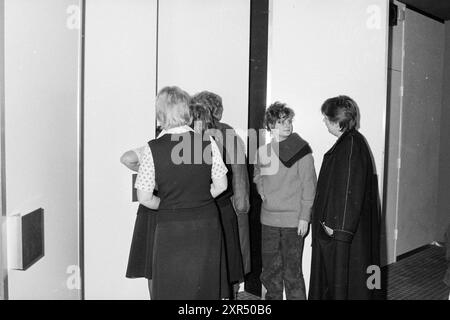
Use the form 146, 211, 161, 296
254, 102, 317, 300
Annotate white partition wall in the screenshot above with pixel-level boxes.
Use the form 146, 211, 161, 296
4, 0, 82, 299
268, 0, 389, 294
0, 0, 6, 301
84, 0, 157, 299
158, 0, 250, 133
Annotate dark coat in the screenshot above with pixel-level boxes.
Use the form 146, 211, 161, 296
309, 129, 381, 300
444, 225, 450, 287
216, 122, 251, 276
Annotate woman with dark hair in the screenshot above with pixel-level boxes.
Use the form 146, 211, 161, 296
191, 91, 251, 298
189, 99, 245, 299
189, 102, 215, 132
309, 95, 381, 300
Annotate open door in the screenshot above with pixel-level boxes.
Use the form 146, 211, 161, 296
394, 7, 445, 256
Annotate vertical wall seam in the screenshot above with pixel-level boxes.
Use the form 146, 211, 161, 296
79, 0, 86, 301
154, 0, 159, 137
0, 0, 8, 301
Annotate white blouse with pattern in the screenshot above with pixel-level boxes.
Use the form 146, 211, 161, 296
134, 126, 228, 193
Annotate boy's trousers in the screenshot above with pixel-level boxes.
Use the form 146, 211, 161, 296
260, 224, 306, 300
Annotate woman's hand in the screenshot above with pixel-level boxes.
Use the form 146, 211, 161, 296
298, 219, 309, 237
210, 174, 227, 198
321, 221, 334, 236
137, 189, 160, 210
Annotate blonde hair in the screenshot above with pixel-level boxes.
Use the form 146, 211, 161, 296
156, 86, 191, 129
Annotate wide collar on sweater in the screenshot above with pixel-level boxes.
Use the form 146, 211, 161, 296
269, 133, 311, 168
157, 125, 194, 139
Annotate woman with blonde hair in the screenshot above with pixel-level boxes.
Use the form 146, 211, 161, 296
129, 86, 229, 299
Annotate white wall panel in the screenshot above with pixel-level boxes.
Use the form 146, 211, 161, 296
5, 0, 82, 299
84, 0, 157, 299
0, 0, 6, 301
158, 0, 250, 134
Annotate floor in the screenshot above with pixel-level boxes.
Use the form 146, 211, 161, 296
237, 244, 449, 300
385, 244, 448, 300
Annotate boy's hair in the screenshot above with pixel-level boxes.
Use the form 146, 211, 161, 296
264, 102, 295, 131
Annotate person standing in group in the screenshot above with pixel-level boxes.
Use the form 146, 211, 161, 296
120, 126, 162, 299
309, 95, 381, 300
189, 98, 245, 299
254, 102, 317, 300
134, 86, 229, 300
192, 91, 251, 298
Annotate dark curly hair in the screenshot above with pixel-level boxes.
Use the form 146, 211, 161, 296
321, 95, 358, 132
189, 102, 214, 132
264, 102, 295, 131
191, 91, 223, 121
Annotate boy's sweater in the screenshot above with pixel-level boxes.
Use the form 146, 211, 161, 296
254, 139, 317, 228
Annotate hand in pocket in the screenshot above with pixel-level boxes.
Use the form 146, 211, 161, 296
321, 221, 334, 236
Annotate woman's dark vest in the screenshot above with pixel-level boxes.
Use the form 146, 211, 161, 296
149, 131, 214, 210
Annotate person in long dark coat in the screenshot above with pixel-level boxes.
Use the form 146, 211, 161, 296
309, 95, 381, 300
192, 91, 251, 298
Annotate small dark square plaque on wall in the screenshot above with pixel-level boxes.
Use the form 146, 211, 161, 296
8, 208, 45, 270
21, 208, 44, 270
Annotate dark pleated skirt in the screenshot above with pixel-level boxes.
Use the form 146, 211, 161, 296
126, 205, 157, 279
217, 197, 245, 284
152, 202, 227, 300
